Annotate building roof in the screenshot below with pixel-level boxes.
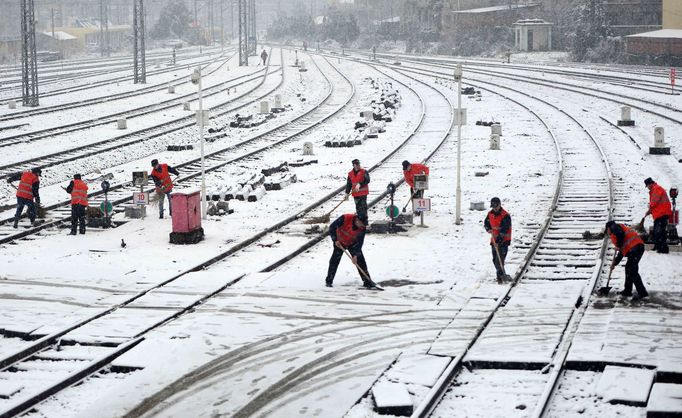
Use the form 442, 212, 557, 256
513, 19, 554, 27
626, 29, 682, 38
451, 4, 538, 14
41, 31, 77, 40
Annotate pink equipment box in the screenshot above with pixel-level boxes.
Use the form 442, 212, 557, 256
171, 191, 202, 233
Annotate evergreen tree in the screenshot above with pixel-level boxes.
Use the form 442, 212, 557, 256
151, 0, 192, 40
571, 0, 610, 61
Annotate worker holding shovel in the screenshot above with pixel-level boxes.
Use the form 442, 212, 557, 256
325, 213, 379, 289
605, 221, 648, 302
7, 167, 42, 229
484, 197, 512, 283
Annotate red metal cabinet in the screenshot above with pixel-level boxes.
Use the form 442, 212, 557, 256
171, 191, 202, 233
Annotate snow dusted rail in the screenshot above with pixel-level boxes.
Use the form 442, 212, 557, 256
0, 52, 353, 416
376, 64, 614, 417
0, 51, 235, 126
0, 46, 226, 104
0, 51, 272, 175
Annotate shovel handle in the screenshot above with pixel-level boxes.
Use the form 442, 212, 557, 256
325, 199, 346, 217
343, 249, 372, 282
402, 189, 419, 212
492, 241, 507, 276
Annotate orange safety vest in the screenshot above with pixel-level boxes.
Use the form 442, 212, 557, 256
649, 183, 672, 220
16, 171, 38, 200
336, 214, 364, 247
71, 179, 89, 206
403, 163, 430, 189
488, 208, 512, 244
151, 164, 174, 193
609, 224, 643, 256
348, 169, 369, 197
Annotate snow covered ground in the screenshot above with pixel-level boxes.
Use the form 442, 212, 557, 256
0, 48, 681, 418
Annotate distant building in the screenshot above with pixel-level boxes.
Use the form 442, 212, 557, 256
442, 3, 541, 31
0, 35, 20, 64
36, 31, 79, 57
625, 0, 682, 62
604, 0, 661, 36
513, 19, 553, 51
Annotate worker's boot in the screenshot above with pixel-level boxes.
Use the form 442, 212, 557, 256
325, 279, 333, 288
12, 220, 18, 229
363, 279, 377, 288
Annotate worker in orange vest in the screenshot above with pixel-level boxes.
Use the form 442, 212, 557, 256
344, 159, 370, 219
402, 160, 430, 199
150, 159, 179, 219
325, 213, 377, 288
484, 197, 512, 282
66, 174, 88, 235
644, 177, 672, 254
606, 221, 648, 301
8, 167, 42, 229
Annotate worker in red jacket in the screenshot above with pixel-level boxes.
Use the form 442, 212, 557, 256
344, 159, 370, 219
325, 213, 376, 289
65, 174, 88, 235
606, 220, 648, 301
150, 159, 179, 219
402, 160, 430, 198
484, 197, 512, 282
644, 177, 672, 253
8, 167, 41, 229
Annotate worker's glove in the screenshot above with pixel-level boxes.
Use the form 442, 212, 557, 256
353, 184, 360, 193
155, 187, 162, 194
352, 255, 358, 265
495, 236, 505, 244
335, 241, 344, 250
344, 194, 349, 201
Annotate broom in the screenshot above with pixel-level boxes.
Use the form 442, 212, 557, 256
303, 198, 346, 224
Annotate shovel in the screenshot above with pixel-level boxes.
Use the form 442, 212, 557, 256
401, 190, 418, 213
342, 248, 382, 290
493, 241, 512, 281
304, 198, 346, 224
633, 216, 646, 233
598, 266, 614, 296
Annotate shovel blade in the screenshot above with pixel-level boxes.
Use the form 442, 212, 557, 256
597, 286, 612, 296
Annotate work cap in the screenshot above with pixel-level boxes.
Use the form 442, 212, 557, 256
402, 160, 410, 170
73, 174, 82, 180
352, 159, 360, 165
31, 167, 42, 175
605, 220, 616, 230
644, 177, 654, 186
151, 159, 159, 167
490, 197, 501, 207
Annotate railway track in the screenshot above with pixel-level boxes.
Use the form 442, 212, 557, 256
0, 51, 235, 125
0, 49, 280, 213
0, 47, 226, 103
0, 55, 262, 150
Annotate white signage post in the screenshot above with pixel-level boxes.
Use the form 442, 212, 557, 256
454, 64, 466, 225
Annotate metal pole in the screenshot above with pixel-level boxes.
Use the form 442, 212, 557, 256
197, 69, 207, 219
455, 64, 463, 225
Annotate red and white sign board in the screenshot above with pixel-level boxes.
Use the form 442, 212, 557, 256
671, 68, 676, 87
133, 192, 149, 205
413, 198, 431, 212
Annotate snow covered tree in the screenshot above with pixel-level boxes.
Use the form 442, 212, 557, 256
151, 0, 192, 40
571, 0, 611, 61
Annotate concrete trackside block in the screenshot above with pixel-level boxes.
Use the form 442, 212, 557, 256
372, 381, 413, 416
117, 118, 127, 129
247, 185, 266, 202
125, 205, 146, 219
596, 366, 655, 406
8, 100, 16, 110
647, 383, 682, 417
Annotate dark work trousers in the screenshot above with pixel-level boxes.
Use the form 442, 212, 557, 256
159, 192, 172, 218
653, 216, 669, 253
13, 197, 36, 227
353, 195, 368, 219
70, 204, 86, 234
491, 243, 509, 279
326, 246, 371, 285
623, 244, 647, 297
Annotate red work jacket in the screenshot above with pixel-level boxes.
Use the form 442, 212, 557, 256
71, 179, 89, 206
487, 208, 512, 244
336, 214, 364, 247
348, 169, 369, 197
151, 164, 174, 193
16, 171, 38, 200
403, 163, 430, 189
609, 224, 643, 256
649, 183, 672, 220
